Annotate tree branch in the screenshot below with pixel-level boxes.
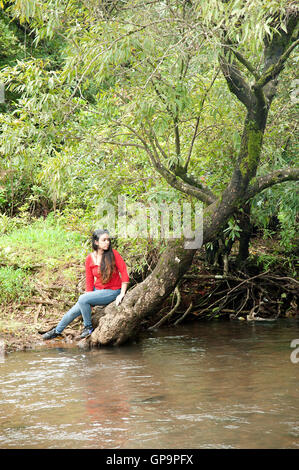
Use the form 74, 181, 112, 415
98, 139, 147, 150
255, 38, 299, 90
141, 125, 216, 205
255, 6, 299, 104
174, 115, 181, 159
174, 166, 217, 203
223, 40, 260, 80
184, 68, 220, 171
142, 121, 216, 204
244, 167, 299, 200
185, 115, 200, 171
231, 49, 259, 79
219, 54, 253, 109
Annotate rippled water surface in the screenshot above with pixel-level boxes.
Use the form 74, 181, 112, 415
1, 320, 298, 449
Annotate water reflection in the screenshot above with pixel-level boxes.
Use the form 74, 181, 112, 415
0, 320, 298, 448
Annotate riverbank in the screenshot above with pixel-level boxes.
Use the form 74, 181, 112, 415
0, 216, 298, 354
0, 263, 87, 353
0, 215, 87, 353
1, 260, 298, 355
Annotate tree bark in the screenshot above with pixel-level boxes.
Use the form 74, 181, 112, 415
237, 202, 252, 263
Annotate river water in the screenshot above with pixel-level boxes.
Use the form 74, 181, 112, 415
0, 320, 298, 449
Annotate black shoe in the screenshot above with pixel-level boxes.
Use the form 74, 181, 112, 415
79, 327, 93, 339
42, 328, 61, 340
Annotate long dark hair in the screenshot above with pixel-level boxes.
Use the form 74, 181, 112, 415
92, 229, 115, 284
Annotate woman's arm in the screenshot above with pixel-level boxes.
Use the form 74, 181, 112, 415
115, 282, 129, 306
85, 255, 95, 292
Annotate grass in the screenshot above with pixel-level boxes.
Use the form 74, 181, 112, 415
0, 214, 88, 305
0, 266, 32, 304
0, 214, 87, 268
0, 214, 90, 351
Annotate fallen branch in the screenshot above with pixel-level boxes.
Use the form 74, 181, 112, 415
266, 275, 299, 285
183, 274, 242, 281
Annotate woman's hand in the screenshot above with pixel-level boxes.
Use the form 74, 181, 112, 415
116, 282, 129, 306
115, 293, 125, 306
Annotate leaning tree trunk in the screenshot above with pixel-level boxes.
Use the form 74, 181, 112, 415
88, 198, 237, 347
86, 6, 298, 348
89, 240, 196, 346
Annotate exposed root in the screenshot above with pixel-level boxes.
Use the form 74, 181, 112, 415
149, 285, 181, 330
149, 265, 298, 328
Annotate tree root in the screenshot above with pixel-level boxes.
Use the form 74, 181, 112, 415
174, 301, 193, 326
149, 285, 181, 330
150, 267, 298, 328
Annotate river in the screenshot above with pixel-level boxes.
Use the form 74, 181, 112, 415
0, 319, 298, 449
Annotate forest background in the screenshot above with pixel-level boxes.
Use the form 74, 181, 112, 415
0, 0, 298, 352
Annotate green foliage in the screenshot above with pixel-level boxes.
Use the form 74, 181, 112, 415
0, 16, 19, 61
255, 251, 297, 277
0, 214, 86, 268
0, 266, 32, 304
0, 213, 90, 304
0, 212, 26, 233
0, 10, 24, 69
223, 218, 242, 243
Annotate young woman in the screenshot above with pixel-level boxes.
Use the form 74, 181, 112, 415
43, 229, 129, 340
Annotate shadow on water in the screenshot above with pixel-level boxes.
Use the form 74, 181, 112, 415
0, 319, 298, 449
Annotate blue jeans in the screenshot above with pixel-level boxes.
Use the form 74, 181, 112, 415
55, 288, 121, 334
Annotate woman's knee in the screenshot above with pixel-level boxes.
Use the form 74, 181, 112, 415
78, 293, 88, 304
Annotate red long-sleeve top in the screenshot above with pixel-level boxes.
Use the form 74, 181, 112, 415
85, 249, 129, 292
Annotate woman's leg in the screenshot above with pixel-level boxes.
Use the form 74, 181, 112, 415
53, 289, 120, 335
55, 302, 82, 334
77, 289, 120, 330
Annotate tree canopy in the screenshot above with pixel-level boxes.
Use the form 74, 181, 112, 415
1, 1, 297, 220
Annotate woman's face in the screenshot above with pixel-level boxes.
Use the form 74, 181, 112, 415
96, 233, 111, 250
